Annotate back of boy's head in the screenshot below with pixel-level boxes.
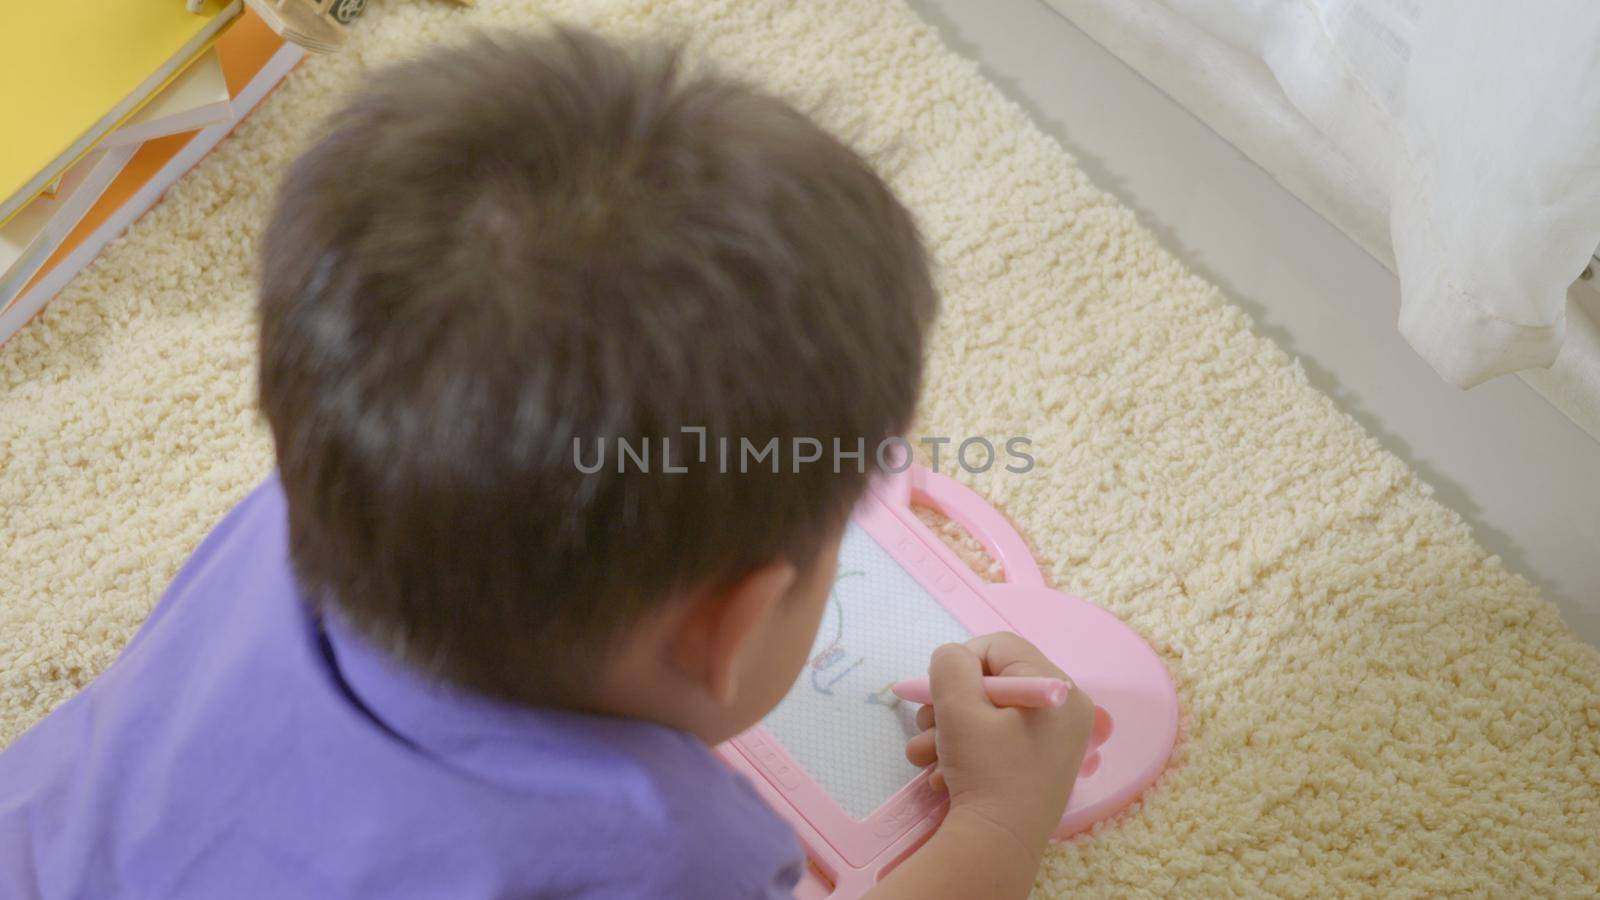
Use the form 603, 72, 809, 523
258, 28, 937, 705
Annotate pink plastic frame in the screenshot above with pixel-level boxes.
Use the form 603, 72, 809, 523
717, 466, 1180, 898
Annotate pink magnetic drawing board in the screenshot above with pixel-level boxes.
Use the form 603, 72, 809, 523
716, 465, 1179, 899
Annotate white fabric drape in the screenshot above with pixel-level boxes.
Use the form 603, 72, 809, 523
1046, 0, 1600, 426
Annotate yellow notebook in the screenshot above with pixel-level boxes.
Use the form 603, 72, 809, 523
0, 0, 242, 225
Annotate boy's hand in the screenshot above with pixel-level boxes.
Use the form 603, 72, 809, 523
904, 633, 1095, 861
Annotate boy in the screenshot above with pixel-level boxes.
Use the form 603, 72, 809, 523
0, 29, 1093, 898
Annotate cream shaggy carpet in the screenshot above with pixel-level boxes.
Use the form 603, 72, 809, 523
3, 0, 1598, 895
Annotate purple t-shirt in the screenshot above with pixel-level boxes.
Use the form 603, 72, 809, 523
0, 477, 802, 898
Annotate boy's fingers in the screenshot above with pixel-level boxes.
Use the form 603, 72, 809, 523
966, 632, 1068, 681
915, 704, 935, 731
905, 728, 938, 767
928, 643, 987, 712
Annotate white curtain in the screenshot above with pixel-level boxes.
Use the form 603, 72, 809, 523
1390, 3, 1600, 386
1048, 0, 1600, 399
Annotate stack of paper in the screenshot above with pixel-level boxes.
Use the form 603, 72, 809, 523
103, 50, 235, 149
1, 5, 304, 344
0, 1, 242, 225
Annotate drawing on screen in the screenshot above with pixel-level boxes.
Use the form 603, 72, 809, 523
760, 522, 977, 819
809, 569, 866, 695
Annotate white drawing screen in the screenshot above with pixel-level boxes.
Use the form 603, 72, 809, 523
760, 521, 972, 819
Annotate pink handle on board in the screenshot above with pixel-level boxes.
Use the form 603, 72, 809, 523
895, 465, 1047, 588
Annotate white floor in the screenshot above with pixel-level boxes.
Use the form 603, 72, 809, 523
909, 0, 1600, 646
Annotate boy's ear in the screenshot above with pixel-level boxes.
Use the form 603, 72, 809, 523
668, 561, 797, 705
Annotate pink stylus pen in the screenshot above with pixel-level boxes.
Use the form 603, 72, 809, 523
890, 675, 1070, 708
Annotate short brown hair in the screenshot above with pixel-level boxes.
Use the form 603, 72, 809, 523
258, 28, 936, 704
